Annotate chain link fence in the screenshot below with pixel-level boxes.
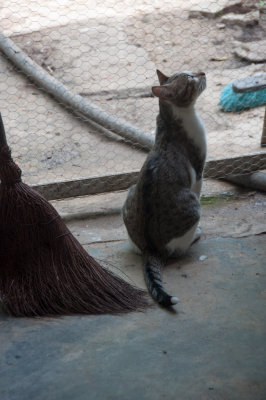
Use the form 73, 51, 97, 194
0, 0, 265, 199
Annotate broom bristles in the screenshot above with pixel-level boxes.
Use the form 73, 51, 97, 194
0, 145, 148, 317
219, 82, 266, 112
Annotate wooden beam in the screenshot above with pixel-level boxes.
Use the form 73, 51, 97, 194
204, 153, 266, 179
31, 152, 266, 201
31, 171, 140, 201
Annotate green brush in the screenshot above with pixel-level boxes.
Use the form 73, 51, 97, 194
219, 74, 266, 112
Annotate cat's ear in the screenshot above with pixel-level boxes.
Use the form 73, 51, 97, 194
156, 69, 169, 85
152, 85, 173, 100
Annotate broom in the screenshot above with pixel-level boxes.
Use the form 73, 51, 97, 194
219, 74, 266, 112
0, 114, 147, 317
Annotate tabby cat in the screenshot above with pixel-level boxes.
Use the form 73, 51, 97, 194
122, 69, 207, 307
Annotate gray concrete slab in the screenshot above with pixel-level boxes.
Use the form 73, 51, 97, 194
0, 235, 265, 400
0, 192, 266, 400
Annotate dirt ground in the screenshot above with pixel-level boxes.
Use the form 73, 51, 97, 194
0, 0, 265, 186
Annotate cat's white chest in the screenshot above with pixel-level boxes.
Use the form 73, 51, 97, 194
172, 105, 207, 155
172, 104, 206, 196
185, 115, 206, 153
188, 163, 202, 197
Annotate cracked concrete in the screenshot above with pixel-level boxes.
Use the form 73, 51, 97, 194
0, 0, 265, 188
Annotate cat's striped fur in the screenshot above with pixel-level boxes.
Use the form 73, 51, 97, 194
122, 70, 207, 307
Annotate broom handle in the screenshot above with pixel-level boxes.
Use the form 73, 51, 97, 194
0, 113, 7, 147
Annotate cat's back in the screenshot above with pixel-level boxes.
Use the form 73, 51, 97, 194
139, 143, 192, 190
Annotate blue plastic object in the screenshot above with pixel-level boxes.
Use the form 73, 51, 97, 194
219, 82, 266, 112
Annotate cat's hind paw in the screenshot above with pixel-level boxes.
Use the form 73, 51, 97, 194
191, 224, 201, 245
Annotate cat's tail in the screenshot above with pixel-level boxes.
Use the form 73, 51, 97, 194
143, 252, 179, 307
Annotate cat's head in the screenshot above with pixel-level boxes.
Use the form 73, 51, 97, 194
152, 69, 206, 107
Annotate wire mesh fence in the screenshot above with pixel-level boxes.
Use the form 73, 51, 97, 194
0, 0, 265, 199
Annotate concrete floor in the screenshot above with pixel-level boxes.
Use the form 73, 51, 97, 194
0, 189, 266, 400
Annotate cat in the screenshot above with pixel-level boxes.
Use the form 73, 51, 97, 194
122, 69, 207, 307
